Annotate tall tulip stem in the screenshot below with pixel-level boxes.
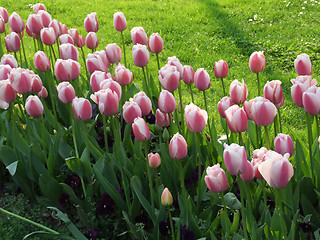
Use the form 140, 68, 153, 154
237, 176, 248, 239
144, 141, 154, 209
275, 188, 287, 238
315, 115, 319, 137
221, 192, 230, 237
0, 35, 4, 58
257, 73, 260, 96
45, 70, 58, 130
102, 115, 109, 152
178, 84, 185, 133
278, 108, 283, 133
188, 84, 194, 103
239, 132, 243, 146
306, 112, 315, 183
264, 126, 270, 149
168, 207, 175, 240
142, 67, 150, 97
19, 33, 28, 68
203, 90, 212, 137
69, 104, 79, 158
120, 31, 127, 67
220, 78, 226, 96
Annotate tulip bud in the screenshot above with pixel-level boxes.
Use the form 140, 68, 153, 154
59, 34, 74, 45
169, 133, 188, 159
156, 109, 170, 127
0, 80, 16, 104
302, 86, 320, 116
105, 43, 122, 63
37, 10, 51, 28
225, 105, 248, 133
167, 56, 183, 78
214, 60, 228, 79
194, 68, 210, 91
90, 71, 108, 93
25, 95, 44, 117
85, 32, 99, 50
131, 27, 148, 45
0, 54, 18, 68
252, 147, 268, 179
34, 51, 51, 72
161, 188, 173, 206
9, 12, 25, 33
33, 3, 46, 14
217, 97, 233, 118
40, 27, 56, 46
91, 89, 119, 116
76, 35, 85, 48
132, 117, 151, 142
240, 161, 254, 182
148, 153, 161, 168
133, 91, 152, 116
49, 19, 61, 37
205, 164, 228, 193
132, 44, 149, 67
0, 16, 5, 34
9, 68, 32, 94
54, 59, 80, 82
148, 33, 163, 54
122, 101, 142, 124
229, 80, 248, 105
86, 50, 110, 74
274, 133, 294, 157
0, 7, 9, 23
294, 53, 312, 76
223, 143, 247, 175
264, 80, 284, 105
182, 65, 194, 85
37, 86, 48, 98
184, 103, 208, 133
60, 43, 79, 61
114, 64, 133, 86
291, 76, 318, 108
249, 51, 266, 73
158, 90, 176, 113
158, 64, 180, 92
26, 14, 43, 34
57, 82, 75, 104
5, 32, 21, 52
84, 12, 99, 33
0, 64, 12, 80
99, 79, 122, 102
60, 23, 69, 35
72, 97, 92, 121
68, 28, 79, 44
113, 12, 127, 32
30, 74, 43, 93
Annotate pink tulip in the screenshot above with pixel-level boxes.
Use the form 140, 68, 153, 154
258, 150, 293, 188
204, 164, 228, 193
33, 3, 46, 14
161, 188, 173, 206
86, 50, 110, 74
9, 12, 25, 33
148, 153, 161, 168
158, 90, 176, 113
131, 27, 148, 45
91, 89, 119, 116
225, 105, 248, 133
49, 19, 61, 37
60, 23, 68, 35
223, 143, 247, 175
249, 51, 266, 73
158, 64, 180, 92
291, 76, 317, 108
252, 147, 268, 179
114, 64, 133, 86
0, 16, 5, 34
68, 28, 79, 44
0, 7, 9, 23
59, 34, 74, 45
113, 12, 127, 32
5, 32, 21, 52
0, 80, 16, 104
184, 103, 208, 133
148, 33, 163, 54
57, 82, 75, 104
182, 65, 194, 85
132, 117, 151, 142
122, 101, 142, 124
105, 43, 122, 63
76, 35, 85, 48
84, 12, 99, 33
240, 161, 254, 182
37, 10, 51, 28
167, 56, 183, 78
194, 68, 210, 91
40, 27, 56, 45
169, 133, 188, 159
274, 133, 294, 157
85, 32, 99, 50
25, 23, 34, 38
60, 43, 79, 61
294, 53, 312, 76
156, 109, 170, 127
132, 44, 149, 67
9, 68, 32, 94
99, 79, 122, 101
229, 80, 248, 104
264, 80, 284, 105
90, 71, 108, 93
214, 60, 228, 79
26, 14, 43, 34
0, 54, 18, 68
54, 59, 80, 81
302, 86, 320, 115
0, 64, 12, 80
30, 74, 43, 93
25, 95, 44, 117
34, 51, 50, 72
217, 96, 233, 118
133, 91, 152, 116
37, 86, 48, 98
72, 97, 92, 121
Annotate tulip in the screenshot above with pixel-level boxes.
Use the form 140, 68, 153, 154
59, 34, 74, 45
33, 3, 46, 14
30, 74, 43, 93
249, 51, 266, 73
223, 143, 247, 175
54, 59, 80, 81
240, 161, 254, 182
194, 68, 210, 91
9, 68, 32, 94
274, 133, 294, 157
205, 164, 228, 193
148, 33, 163, 54
156, 109, 170, 127
68, 28, 79, 44
86, 50, 110, 74
302, 86, 320, 116
60, 43, 79, 61
158, 90, 176, 113
0, 64, 12, 80
40, 27, 56, 46
294, 53, 312, 76
113, 12, 127, 32
60, 23, 68, 35
37, 10, 51, 28
291, 75, 317, 108
217, 97, 233, 118
49, 19, 61, 37
169, 133, 187, 159
148, 153, 161, 168
90, 71, 108, 93
84, 12, 99, 33
130, 27, 148, 45
85, 32, 99, 50
225, 105, 248, 133
25, 95, 44, 117
167, 56, 183, 78
105, 43, 122, 64
161, 188, 173, 206
0, 16, 5, 34
133, 91, 152, 116
0, 54, 18, 68
72, 97, 92, 121
5, 32, 21, 52
158, 64, 180, 92
37, 86, 48, 98
264, 80, 284, 105
258, 150, 293, 188
0, 80, 16, 104
229, 80, 248, 105
99, 79, 122, 101
0, 7, 9, 23
184, 103, 208, 133
214, 60, 228, 79
9, 12, 25, 33
57, 82, 75, 104
182, 65, 194, 85
252, 147, 268, 179
132, 117, 151, 142
76, 35, 85, 48
114, 64, 133, 86
91, 89, 119, 116
34, 51, 50, 72
26, 14, 43, 34
122, 101, 142, 124
132, 44, 149, 67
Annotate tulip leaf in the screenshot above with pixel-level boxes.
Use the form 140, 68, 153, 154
12, 125, 30, 158
287, 210, 299, 240
224, 192, 241, 210
23, 231, 72, 240
39, 173, 63, 202
6, 161, 18, 176
65, 157, 84, 178
80, 147, 93, 180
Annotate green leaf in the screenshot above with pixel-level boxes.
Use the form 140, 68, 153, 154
230, 210, 240, 234
287, 210, 299, 240
224, 192, 241, 210
23, 231, 72, 240
270, 208, 282, 231
220, 210, 231, 235
6, 161, 18, 176
12, 126, 30, 158
65, 157, 84, 178
39, 174, 63, 202
60, 183, 84, 208
80, 148, 93, 180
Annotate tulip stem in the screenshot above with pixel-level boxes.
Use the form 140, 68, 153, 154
56, 40, 61, 59
274, 114, 278, 139
197, 132, 203, 210
19, 33, 28, 68
278, 108, 283, 133
144, 141, 155, 210
315, 115, 319, 138
141, 67, 150, 97
69, 104, 79, 158
32, 37, 37, 52
221, 193, 230, 237
168, 207, 175, 240
45, 70, 58, 130
120, 31, 127, 68
102, 115, 109, 152
238, 132, 243, 146
0, 36, 3, 58
203, 90, 212, 138
13, 51, 18, 66
40, 115, 47, 159
237, 176, 248, 240
264, 126, 270, 149
50, 45, 57, 62
19, 49, 23, 67
255, 125, 260, 148
257, 73, 260, 96
275, 188, 287, 238
262, 180, 267, 210
220, 78, 226, 96
178, 84, 185, 134
306, 112, 315, 184
188, 84, 194, 103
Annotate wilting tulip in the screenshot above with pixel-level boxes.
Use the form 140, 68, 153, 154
169, 133, 188, 159
217, 97, 233, 118
60, 43, 79, 61
5, 32, 21, 52
114, 64, 133, 86
264, 80, 284, 105
131, 27, 148, 45
40, 27, 56, 45
68, 28, 79, 44
240, 161, 254, 182
105, 43, 122, 63
274, 133, 294, 157
258, 150, 293, 188
291, 76, 317, 108
26, 14, 43, 34
158, 90, 176, 113
85, 32, 98, 49
223, 143, 247, 175
225, 105, 248, 133
0, 80, 16, 104
72, 97, 92, 121
30, 74, 43, 93
302, 86, 320, 115
148, 153, 161, 168
34, 51, 50, 72
76, 35, 85, 48
158, 64, 180, 92
122, 101, 142, 124
156, 109, 170, 127
33, 3, 46, 14
229, 80, 248, 105
90, 71, 108, 93
132, 117, 151, 142
49, 19, 61, 37
182, 65, 194, 85
9, 68, 32, 94
167, 56, 183, 78
0, 54, 18, 68
57, 82, 75, 104
59, 34, 74, 45
113, 12, 127, 32
252, 147, 268, 179
86, 50, 110, 74
133, 91, 152, 116
84, 12, 99, 33
0, 7, 9, 23
132, 44, 149, 67
214, 60, 228, 79
194, 68, 210, 91
161, 188, 173, 206
99, 79, 122, 101
25, 95, 44, 117
54, 59, 80, 81
184, 103, 208, 133
249, 51, 266, 73
0, 64, 12, 80
294, 53, 312, 76
37, 86, 48, 98
9, 12, 25, 33
91, 89, 119, 116
0, 16, 5, 34
205, 164, 228, 193
148, 33, 163, 54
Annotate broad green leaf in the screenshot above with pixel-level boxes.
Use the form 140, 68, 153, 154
39, 174, 63, 202
12, 125, 30, 158
224, 192, 241, 210
65, 157, 84, 178
6, 161, 18, 176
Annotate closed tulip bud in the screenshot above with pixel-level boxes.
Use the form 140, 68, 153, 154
158, 90, 176, 113
184, 103, 208, 133
205, 164, 228, 193
229, 80, 248, 104
294, 53, 312, 76
0, 80, 16, 104
302, 86, 320, 115
223, 143, 247, 175
148, 153, 161, 168
167, 56, 183, 78
99, 79, 122, 101
86, 50, 110, 74
182, 65, 194, 85
217, 97, 233, 118
169, 133, 187, 159
76, 35, 85, 48
26, 14, 43, 34
33, 3, 46, 14
90, 71, 108, 93
161, 188, 173, 206
113, 12, 127, 32
0, 7, 9, 23
0, 54, 18, 68
250, 97, 277, 126
54, 59, 80, 82
57, 82, 75, 104
68, 28, 79, 44
148, 33, 163, 54
264, 80, 283, 105
25, 95, 44, 117
133, 91, 152, 116
5, 32, 21, 52
59, 34, 74, 45
194, 68, 210, 91
72, 97, 92, 121
85, 32, 99, 50
214, 60, 228, 78
291, 76, 317, 108
114, 64, 133, 86
225, 105, 248, 133
240, 161, 254, 182
105, 43, 122, 63
249, 51, 266, 73
252, 147, 268, 179
258, 150, 293, 188
49, 19, 61, 37
30, 74, 42, 93
132, 44, 149, 67
34, 51, 50, 72
156, 109, 170, 127
37, 86, 48, 98
9, 12, 25, 33
158, 64, 180, 92
60, 43, 79, 61
60, 23, 68, 35
25, 24, 34, 38
40, 27, 56, 46
131, 27, 148, 45
84, 12, 99, 33
37, 10, 51, 28
0, 64, 12, 80
132, 117, 151, 142
91, 89, 119, 116
9, 68, 32, 94
122, 101, 142, 124
274, 133, 294, 157
0, 16, 5, 34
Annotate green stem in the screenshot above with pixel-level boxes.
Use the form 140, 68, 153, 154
189, 84, 194, 103
264, 126, 270, 149
144, 141, 154, 209
256, 124, 260, 148
306, 112, 315, 183
80, 177, 87, 199
203, 90, 212, 137
262, 180, 267, 210
275, 188, 287, 238
40, 115, 47, 159
56, 39, 61, 58
45, 70, 58, 130
257, 73, 260, 96
315, 115, 319, 138
168, 207, 175, 240
278, 108, 283, 133
178, 158, 185, 195
239, 132, 243, 146
102, 115, 109, 152
20, 34, 28, 68
197, 132, 202, 210
178, 84, 185, 134
70, 104, 79, 158
32, 37, 37, 52
142, 67, 150, 97
237, 176, 248, 240
14, 51, 18, 66
221, 193, 230, 236
274, 114, 278, 139
50, 45, 57, 61
156, 53, 162, 93
0, 35, 3, 58
19, 49, 23, 67
220, 78, 226, 96
120, 31, 127, 67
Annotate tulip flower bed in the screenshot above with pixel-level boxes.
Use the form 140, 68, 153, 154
1, 1, 320, 240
